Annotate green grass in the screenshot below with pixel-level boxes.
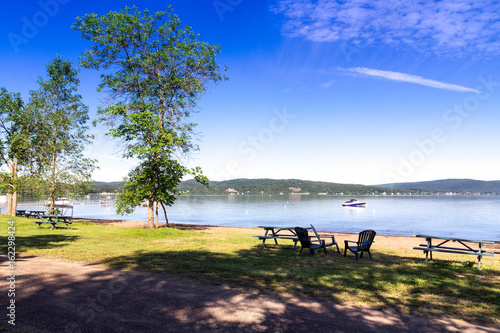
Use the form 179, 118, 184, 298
2, 215, 499, 324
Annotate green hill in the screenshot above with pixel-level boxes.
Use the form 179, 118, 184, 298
178, 178, 404, 195
90, 181, 124, 193
90, 178, 500, 195
378, 179, 500, 194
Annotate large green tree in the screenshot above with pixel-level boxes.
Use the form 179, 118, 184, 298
24, 56, 97, 214
73, 6, 227, 228
0, 88, 26, 216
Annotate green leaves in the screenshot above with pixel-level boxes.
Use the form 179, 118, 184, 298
73, 6, 225, 226
23, 56, 97, 212
0, 87, 25, 163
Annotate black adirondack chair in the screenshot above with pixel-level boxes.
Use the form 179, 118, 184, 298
344, 229, 376, 260
295, 227, 327, 256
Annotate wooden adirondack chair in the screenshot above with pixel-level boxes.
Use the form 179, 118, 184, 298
344, 230, 376, 260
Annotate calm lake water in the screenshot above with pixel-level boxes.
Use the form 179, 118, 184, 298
10, 194, 500, 241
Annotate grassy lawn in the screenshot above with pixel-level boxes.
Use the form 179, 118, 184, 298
2, 215, 499, 324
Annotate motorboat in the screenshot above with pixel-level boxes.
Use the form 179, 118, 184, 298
46, 197, 74, 217
342, 199, 366, 207
53, 197, 73, 208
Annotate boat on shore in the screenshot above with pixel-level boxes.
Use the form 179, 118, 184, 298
342, 199, 366, 207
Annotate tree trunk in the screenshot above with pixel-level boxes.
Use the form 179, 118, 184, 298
12, 158, 18, 215
49, 192, 55, 215
161, 202, 169, 227
49, 161, 56, 215
49, 133, 57, 215
12, 191, 17, 216
7, 193, 13, 216
155, 204, 159, 228
6, 158, 18, 216
147, 198, 155, 229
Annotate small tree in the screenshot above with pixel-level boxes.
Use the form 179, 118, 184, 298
73, 6, 226, 227
24, 56, 97, 214
0, 88, 26, 216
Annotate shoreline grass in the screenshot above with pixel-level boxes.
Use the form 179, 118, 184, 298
2, 215, 499, 324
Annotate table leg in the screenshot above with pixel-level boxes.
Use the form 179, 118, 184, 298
60, 218, 69, 229
259, 229, 270, 249
477, 243, 483, 271
272, 229, 279, 245
428, 237, 433, 261
424, 237, 431, 264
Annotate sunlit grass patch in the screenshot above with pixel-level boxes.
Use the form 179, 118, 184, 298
1, 215, 499, 324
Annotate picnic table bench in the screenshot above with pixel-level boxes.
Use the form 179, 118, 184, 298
32, 215, 73, 229
413, 234, 494, 270
253, 226, 305, 250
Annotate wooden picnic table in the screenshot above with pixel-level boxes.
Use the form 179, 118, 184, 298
27, 210, 46, 218
413, 234, 494, 271
16, 210, 26, 217
33, 215, 73, 229
253, 225, 309, 250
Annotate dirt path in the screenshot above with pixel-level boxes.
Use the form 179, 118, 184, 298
2, 222, 499, 332
1, 254, 499, 333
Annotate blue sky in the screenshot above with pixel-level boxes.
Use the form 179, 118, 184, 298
1, 0, 499, 185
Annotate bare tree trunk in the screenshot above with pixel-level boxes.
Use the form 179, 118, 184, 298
49, 134, 57, 215
161, 202, 169, 227
12, 191, 17, 216
155, 204, 159, 228
6, 158, 18, 216
7, 193, 13, 216
12, 158, 18, 215
49, 192, 55, 215
147, 198, 155, 229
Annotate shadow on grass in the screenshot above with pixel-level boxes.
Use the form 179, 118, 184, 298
169, 223, 214, 231
73, 218, 214, 232
7, 252, 500, 333
96, 247, 500, 326
0, 234, 79, 253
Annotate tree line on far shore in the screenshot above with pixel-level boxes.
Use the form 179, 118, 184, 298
87, 179, 421, 195
0, 6, 226, 228
178, 178, 399, 195
11, 177, 496, 198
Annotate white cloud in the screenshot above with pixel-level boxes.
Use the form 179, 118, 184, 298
272, 0, 500, 56
340, 67, 479, 93
321, 80, 335, 88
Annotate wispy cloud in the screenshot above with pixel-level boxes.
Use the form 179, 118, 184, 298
271, 0, 500, 57
340, 67, 479, 93
321, 80, 335, 88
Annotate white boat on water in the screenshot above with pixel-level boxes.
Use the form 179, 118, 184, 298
52, 198, 74, 208
342, 199, 366, 207
46, 197, 74, 216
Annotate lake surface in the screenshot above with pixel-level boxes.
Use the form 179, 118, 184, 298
10, 194, 500, 240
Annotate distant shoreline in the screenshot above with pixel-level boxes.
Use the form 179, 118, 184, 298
90, 178, 500, 195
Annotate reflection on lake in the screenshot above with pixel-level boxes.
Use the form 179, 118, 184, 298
8, 194, 500, 240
